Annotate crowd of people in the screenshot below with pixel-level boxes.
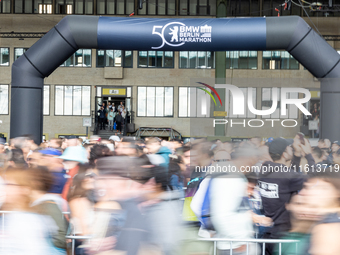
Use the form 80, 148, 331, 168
0, 134, 339, 255
97, 101, 127, 133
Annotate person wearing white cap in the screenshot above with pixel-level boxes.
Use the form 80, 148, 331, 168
58, 146, 88, 200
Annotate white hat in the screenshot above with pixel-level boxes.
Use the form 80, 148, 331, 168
109, 135, 121, 142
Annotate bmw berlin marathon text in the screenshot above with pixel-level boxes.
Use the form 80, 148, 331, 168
210, 84, 311, 128
152, 22, 212, 49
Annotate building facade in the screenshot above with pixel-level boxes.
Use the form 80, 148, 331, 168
0, 1, 339, 141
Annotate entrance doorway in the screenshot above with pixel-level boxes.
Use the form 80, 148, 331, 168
96, 96, 131, 113
95, 86, 133, 135
95, 86, 132, 113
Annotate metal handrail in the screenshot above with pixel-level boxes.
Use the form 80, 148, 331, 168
198, 238, 299, 243
65, 235, 92, 240
199, 237, 300, 255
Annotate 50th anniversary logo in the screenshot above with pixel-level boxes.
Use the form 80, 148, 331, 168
151, 22, 212, 49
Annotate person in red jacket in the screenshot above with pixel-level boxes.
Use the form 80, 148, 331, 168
58, 146, 88, 200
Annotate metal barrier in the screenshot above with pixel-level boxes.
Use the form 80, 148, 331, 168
65, 235, 92, 255
0, 211, 12, 236
0, 211, 300, 255
198, 238, 299, 255
63, 236, 299, 255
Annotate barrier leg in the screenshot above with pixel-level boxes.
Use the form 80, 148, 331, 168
230, 241, 233, 255
246, 242, 249, 255
295, 242, 298, 254
213, 241, 216, 255
262, 243, 265, 255
279, 243, 281, 255
2, 213, 4, 233
72, 238, 75, 255
1, 213, 3, 253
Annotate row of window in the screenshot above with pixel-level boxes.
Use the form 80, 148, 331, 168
4, 0, 332, 16
1, 47, 302, 70
0, 84, 302, 119
4, 0, 340, 17
0, 0, 217, 15
138, 86, 300, 118
0, 85, 90, 116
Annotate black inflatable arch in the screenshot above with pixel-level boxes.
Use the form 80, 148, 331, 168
11, 16, 340, 143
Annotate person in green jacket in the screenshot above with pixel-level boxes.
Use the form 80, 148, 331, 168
274, 194, 313, 255
28, 167, 69, 253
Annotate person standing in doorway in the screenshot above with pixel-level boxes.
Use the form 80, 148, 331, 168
98, 106, 106, 130
121, 105, 127, 119
108, 108, 115, 131
105, 104, 110, 128
118, 102, 124, 113
115, 111, 123, 134
112, 103, 116, 113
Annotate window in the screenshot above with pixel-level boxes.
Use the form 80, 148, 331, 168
97, 0, 134, 15
226, 51, 257, 69
178, 87, 212, 117
0, 48, 9, 66
0, 85, 9, 115
96, 50, 132, 68
43, 85, 50, 115
14, 0, 52, 13
0, 0, 11, 13
138, 51, 174, 68
137, 87, 173, 117
138, 0, 175, 15
55, 0, 74, 13
74, 0, 93, 13
227, 87, 257, 118
14, 0, 22, 13
14, 48, 29, 61
261, 88, 298, 118
60, 49, 91, 67
179, 51, 214, 69
179, 0, 216, 15
55, 85, 91, 115
262, 51, 299, 70
38, 3, 52, 13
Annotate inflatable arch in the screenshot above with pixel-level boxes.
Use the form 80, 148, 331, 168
11, 16, 340, 143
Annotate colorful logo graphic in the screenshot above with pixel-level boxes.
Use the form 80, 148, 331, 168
196, 82, 222, 106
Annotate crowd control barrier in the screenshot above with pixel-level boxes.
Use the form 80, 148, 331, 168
0, 211, 300, 255
198, 237, 300, 255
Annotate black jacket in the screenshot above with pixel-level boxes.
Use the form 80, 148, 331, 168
98, 109, 106, 118
116, 114, 123, 123
259, 154, 314, 233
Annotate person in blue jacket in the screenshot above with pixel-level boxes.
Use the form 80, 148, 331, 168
145, 137, 172, 170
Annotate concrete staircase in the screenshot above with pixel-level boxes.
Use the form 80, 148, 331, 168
97, 124, 124, 140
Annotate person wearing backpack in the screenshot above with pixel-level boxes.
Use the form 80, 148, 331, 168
28, 167, 69, 253
2, 168, 67, 255
115, 111, 123, 134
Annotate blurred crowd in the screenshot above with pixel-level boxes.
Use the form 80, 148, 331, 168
0, 134, 339, 255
